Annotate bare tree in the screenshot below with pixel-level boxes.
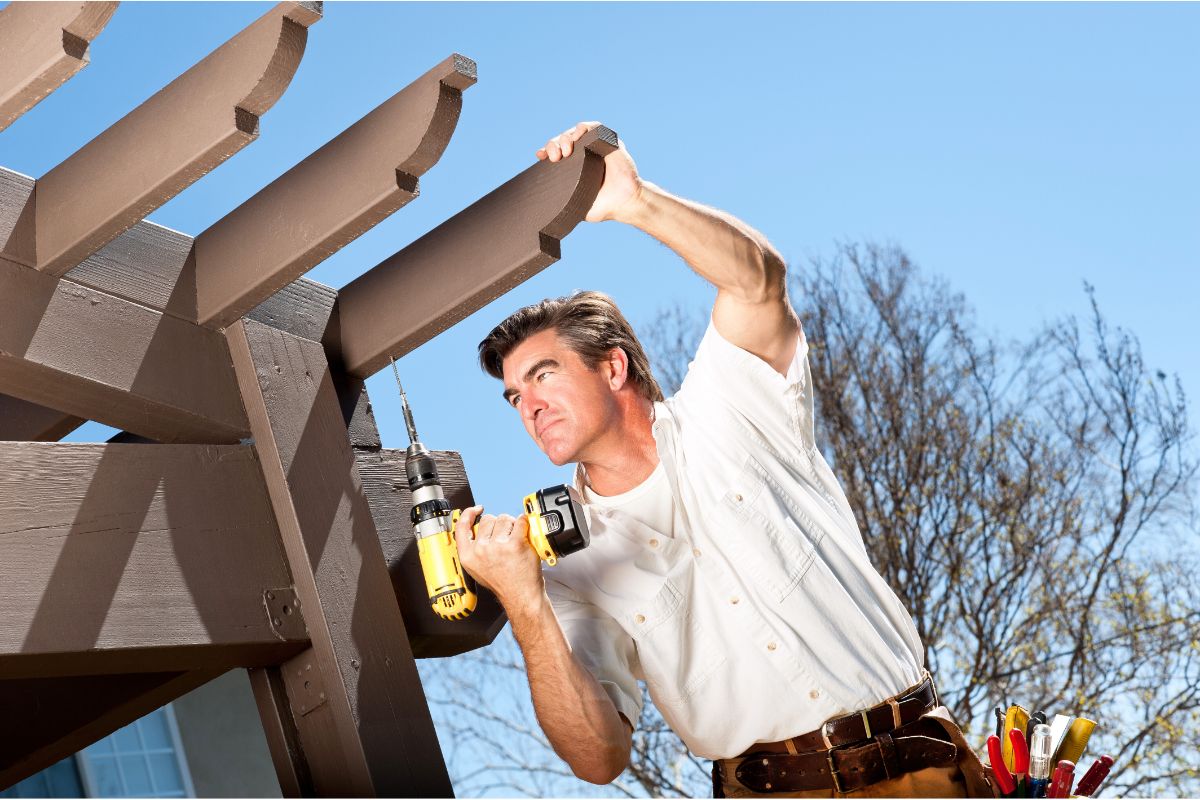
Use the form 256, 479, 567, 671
419, 242, 1198, 797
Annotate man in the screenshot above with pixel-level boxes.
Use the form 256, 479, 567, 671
454, 122, 992, 797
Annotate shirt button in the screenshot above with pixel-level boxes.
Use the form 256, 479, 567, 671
767, 642, 778, 651
730, 597, 740, 605
733, 493, 744, 502
635, 614, 646, 624
809, 689, 820, 700
692, 548, 701, 558
648, 539, 659, 549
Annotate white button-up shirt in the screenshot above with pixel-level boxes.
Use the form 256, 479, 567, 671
544, 321, 926, 760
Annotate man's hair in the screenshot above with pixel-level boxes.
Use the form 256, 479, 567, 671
478, 290, 665, 403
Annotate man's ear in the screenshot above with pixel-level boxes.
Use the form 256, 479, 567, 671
603, 346, 630, 391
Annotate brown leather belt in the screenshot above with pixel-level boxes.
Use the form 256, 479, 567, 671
738, 675, 939, 758
730, 717, 958, 794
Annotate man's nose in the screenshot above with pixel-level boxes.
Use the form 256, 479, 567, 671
521, 389, 547, 421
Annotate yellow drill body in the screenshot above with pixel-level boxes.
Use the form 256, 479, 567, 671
391, 358, 588, 622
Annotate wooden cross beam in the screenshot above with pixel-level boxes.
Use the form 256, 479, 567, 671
0, 1, 118, 131
0, 253, 250, 443
0, 442, 306, 680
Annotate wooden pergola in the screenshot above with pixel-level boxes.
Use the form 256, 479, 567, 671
0, 3, 614, 795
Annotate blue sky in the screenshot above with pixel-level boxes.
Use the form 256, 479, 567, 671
3, 0, 1196, 790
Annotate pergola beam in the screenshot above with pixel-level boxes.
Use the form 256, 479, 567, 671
0, 255, 249, 442
1, 2, 321, 276
186, 53, 476, 329
327, 125, 618, 378
0, 442, 307, 680
0, 1, 118, 132
355, 448, 506, 658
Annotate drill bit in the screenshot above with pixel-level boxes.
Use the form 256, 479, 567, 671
389, 355, 420, 445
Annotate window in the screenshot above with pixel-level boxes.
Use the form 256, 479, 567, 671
0, 757, 83, 798
76, 705, 195, 798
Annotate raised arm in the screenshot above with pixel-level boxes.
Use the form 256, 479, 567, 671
539, 122, 800, 375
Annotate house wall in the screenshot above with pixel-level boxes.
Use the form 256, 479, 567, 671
171, 670, 282, 797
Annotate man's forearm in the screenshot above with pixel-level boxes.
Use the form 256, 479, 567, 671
506, 591, 632, 784
617, 181, 788, 305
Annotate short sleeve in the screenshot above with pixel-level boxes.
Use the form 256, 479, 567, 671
545, 578, 644, 729
670, 319, 815, 453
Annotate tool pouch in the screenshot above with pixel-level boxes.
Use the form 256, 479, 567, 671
924, 705, 1000, 798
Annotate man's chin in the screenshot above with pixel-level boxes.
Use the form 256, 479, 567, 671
538, 439, 577, 467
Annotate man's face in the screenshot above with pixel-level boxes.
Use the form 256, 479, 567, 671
501, 328, 618, 466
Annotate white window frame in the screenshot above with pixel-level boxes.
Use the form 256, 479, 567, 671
74, 704, 196, 798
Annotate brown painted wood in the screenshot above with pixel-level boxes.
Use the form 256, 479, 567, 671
1, 2, 321, 276
0, 442, 306, 679
0, 670, 223, 788
327, 125, 618, 378
247, 665, 308, 796
186, 53, 476, 329
0, 1, 118, 132
0, 394, 83, 441
0, 162, 339, 441
227, 318, 452, 797
0, 165, 34, 259
355, 448, 506, 658
0, 255, 249, 442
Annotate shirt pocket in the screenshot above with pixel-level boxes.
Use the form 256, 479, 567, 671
623, 578, 727, 703
722, 454, 823, 602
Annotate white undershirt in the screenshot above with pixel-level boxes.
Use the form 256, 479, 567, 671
580, 461, 675, 540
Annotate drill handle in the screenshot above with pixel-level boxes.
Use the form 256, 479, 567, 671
451, 508, 558, 566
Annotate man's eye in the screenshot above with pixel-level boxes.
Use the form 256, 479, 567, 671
537, 371, 551, 382
510, 395, 521, 408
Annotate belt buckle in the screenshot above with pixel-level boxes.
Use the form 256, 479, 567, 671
825, 742, 851, 795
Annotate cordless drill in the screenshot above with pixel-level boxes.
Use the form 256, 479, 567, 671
390, 359, 590, 621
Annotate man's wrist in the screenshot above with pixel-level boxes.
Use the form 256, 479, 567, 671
499, 583, 551, 624
611, 179, 655, 227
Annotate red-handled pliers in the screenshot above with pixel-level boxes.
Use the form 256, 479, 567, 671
1009, 728, 1030, 797
988, 734, 1016, 797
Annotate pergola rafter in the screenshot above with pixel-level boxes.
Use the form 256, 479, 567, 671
0, 3, 610, 794
0, 1, 119, 131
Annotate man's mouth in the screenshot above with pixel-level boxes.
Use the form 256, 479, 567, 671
536, 418, 561, 438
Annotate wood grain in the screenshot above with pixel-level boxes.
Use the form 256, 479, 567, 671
0, 442, 304, 679
0, 255, 249, 442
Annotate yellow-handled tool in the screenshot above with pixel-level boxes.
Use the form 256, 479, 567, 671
392, 359, 590, 621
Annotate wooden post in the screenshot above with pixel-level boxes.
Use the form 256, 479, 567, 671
227, 318, 452, 797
